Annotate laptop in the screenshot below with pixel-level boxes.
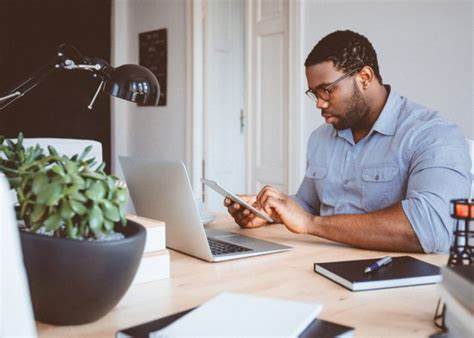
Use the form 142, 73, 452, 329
119, 156, 291, 262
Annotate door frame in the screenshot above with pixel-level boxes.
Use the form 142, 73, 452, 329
185, 0, 305, 197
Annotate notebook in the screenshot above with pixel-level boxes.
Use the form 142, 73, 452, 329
314, 256, 441, 291
116, 308, 355, 338
149, 292, 322, 337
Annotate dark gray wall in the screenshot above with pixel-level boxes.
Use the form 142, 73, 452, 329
0, 0, 112, 170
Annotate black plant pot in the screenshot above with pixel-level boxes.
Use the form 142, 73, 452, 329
19, 220, 146, 325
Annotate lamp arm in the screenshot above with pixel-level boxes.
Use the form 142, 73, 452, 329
0, 61, 58, 110
0, 44, 109, 111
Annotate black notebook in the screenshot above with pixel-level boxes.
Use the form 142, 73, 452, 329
314, 256, 441, 291
116, 308, 355, 338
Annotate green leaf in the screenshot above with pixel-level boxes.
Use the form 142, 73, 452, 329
89, 204, 103, 230
7, 177, 21, 189
71, 174, 85, 188
116, 189, 128, 203
51, 164, 65, 177
86, 181, 106, 201
17, 132, 24, 145
102, 200, 120, 222
32, 173, 48, 195
119, 204, 126, 225
0, 164, 19, 175
6, 139, 15, 150
66, 219, 78, 239
60, 200, 75, 219
68, 225, 78, 238
82, 172, 104, 181
30, 203, 46, 222
106, 176, 115, 191
104, 219, 114, 231
36, 181, 62, 206
65, 160, 78, 174
47, 146, 59, 157
85, 158, 97, 168
78, 145, 92, 161
70, 200, 87, 215
44, 213, 62, 232
70, 191, 87, 203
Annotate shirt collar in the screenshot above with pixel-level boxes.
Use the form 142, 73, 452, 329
335, 84, 400, 142
370, 85, 400, 136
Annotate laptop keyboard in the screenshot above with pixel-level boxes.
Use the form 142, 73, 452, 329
207, 238, 252, 256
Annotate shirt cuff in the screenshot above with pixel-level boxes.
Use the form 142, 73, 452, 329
290, 194, 318, 215
401, 196, 452, 253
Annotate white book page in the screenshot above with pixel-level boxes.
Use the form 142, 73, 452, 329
151, 292, 322, 338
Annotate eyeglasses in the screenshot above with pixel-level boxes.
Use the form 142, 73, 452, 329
305, 67, 361, 103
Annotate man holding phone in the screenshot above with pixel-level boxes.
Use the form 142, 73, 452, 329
225, 30, 471, 254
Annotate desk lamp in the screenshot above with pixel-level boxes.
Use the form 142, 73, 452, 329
0, 43, 160, 110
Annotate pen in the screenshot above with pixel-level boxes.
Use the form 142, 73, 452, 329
364, 256, 392, 274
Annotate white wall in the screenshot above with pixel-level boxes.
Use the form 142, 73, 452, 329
111, 0, 187, 175
301, 0, 474, 146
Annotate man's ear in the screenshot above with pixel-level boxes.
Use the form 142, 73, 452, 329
358, 66, 374, 90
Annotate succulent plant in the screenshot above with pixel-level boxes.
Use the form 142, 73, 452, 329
0, 133, 128, 240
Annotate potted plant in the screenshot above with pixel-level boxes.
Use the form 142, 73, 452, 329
0, 133, 146, 325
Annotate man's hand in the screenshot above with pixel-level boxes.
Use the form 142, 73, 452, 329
224, 195, 270, 228
256, 185, 313, 234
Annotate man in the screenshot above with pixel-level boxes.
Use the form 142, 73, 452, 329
225, 30, 471, 253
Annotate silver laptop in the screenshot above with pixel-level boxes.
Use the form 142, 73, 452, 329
119, 156, 291, 262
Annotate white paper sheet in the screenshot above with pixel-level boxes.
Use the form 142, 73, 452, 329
151, 292, 322, 338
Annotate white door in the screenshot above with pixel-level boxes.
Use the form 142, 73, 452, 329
248, 0, 289, 193
203, 0, 246, 212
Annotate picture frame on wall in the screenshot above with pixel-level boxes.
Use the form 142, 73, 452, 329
139, 28, 167, 106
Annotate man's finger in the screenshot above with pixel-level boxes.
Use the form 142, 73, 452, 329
228, 203, 242, 214
258, 189, 283, 208
235, 212, 250, 226
263, 196, 283, 218
256, 185, 272, 204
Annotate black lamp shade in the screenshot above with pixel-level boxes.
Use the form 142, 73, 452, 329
103, 64, 160, 106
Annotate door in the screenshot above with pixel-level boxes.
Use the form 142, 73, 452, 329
248, 0, 289, 193
203, 0, 246, 212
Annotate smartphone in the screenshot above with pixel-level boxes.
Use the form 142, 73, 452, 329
201, 178, 274, 223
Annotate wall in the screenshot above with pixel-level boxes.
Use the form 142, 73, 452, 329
111, 0, 187, 175
0, 0, 112, 168
301, 0, 474, 146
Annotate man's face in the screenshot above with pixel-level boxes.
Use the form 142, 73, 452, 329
305, 61, 370, 130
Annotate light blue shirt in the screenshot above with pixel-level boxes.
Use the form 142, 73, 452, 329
293, 86, 471, 253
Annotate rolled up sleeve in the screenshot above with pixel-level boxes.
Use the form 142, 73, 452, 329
291, 176, 320, 215
401, 136, 471, 253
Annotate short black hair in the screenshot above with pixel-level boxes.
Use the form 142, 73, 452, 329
305, 30, 383, 84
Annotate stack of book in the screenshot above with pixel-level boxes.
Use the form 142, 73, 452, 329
127, 214, 169, 285
437, 265, 473, 338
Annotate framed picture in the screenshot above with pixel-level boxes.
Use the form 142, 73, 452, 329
139, 28, 167, 106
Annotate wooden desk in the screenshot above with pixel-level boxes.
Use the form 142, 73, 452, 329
37, 215, 446, 337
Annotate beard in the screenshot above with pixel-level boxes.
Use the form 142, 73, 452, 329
329, 80, 371, 130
